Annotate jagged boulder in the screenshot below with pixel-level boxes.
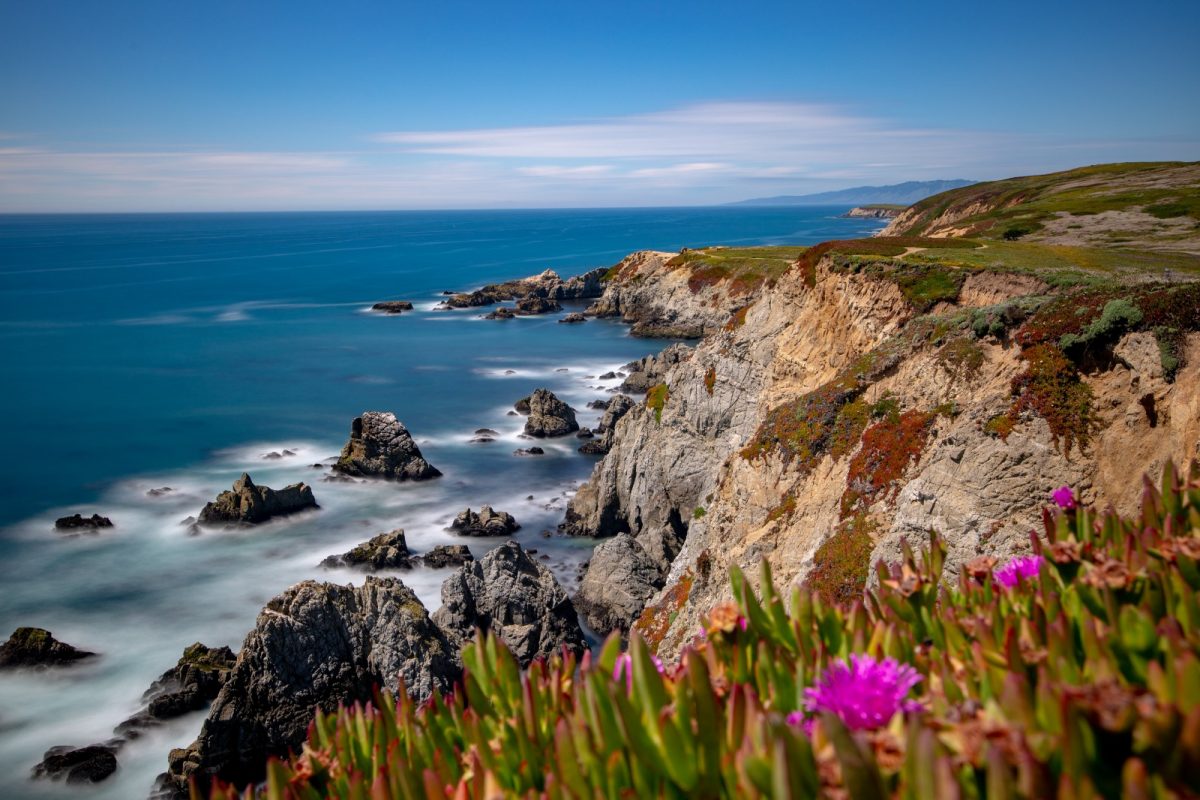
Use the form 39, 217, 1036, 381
449, 507, 520, 537
159, 578, 458, 795
574, 535, 665, 635
197, 473, 317, 526
432, 541, 585, 666
523, 388, 579, 437
320, 529, 412, 570
421, 545, 474, 569
0, 627, 95, 668
116, 643, 236, 737
333, 412, 441, 481
33, 744, 118, 784
54, 513, 113, 532
579, 394, 635, 455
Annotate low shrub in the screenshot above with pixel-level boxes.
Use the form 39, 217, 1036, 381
646, 383, 669, 424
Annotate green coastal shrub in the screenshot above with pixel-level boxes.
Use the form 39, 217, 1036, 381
208, 462, 1200, 800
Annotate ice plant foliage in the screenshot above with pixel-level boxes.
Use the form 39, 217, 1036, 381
208, 462, 1200, 799
994, 553, 1044, 587
803, 654, 922, 730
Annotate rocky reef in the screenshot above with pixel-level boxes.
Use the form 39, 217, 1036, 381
442, 267, 606, 311
117, 643, 236, 737
320, 529, 413, 570
0, 627, 95, 668
53, 513, 113, 532
333, 411, 441, 480
448, 506, 520, 537
370, 300, 413, 313
197, 473, 317, 526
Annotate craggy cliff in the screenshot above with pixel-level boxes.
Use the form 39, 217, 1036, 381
566, 219, 1200, 657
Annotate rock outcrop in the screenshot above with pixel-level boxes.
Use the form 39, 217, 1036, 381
523, 388, 579, 437
197, 473, 317, 526
371, 301, 414, 313
421, 544, 474, 568
443, 267, 606, 309
320, 529, 413, 570
160, 577, 458, 795
842, 205, 903, 219
117, 643, 236, 737
54, 513, 113, 532
432, 541, 585, 666
333, 412, 441, 481
33, 745, 118, 784
559, 312, 586, 324
448, 507, 520, 537
0, 627, 95, 668
579, 394, 634, 455
574, 534, 665, 636
515, 295, 561, 315
619, 345, 692, 393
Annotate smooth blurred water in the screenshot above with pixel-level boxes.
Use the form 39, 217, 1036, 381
0, 207, 882, 798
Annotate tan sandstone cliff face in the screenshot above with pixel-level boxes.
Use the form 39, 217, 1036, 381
569, 254, 1200, 661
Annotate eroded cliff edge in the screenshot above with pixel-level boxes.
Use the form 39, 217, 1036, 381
567, 237, 1200, 656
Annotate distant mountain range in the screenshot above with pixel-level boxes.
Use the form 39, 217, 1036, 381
728, 179, 976, 207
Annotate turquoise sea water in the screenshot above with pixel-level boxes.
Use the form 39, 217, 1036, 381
0, 207, 882, 797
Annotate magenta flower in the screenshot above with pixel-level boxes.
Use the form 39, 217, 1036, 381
786, 710, 816, 736
804, 654, 922, 730
1052, 485, 1077, 510
994, 554, 1043, 588
612, 651, 664, 692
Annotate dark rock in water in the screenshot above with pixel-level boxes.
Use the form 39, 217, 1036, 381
371, 301, 414, 314
197, 473, 317, 526
116, 643, 236, 737
147, 487, 173, 497
333, 412, 441, 481
159, 578, 458, 796
0, 627, 95, 669
506, 410, 519, 416
320, 529, 412, 570
515, 295, 561, 315
514, 396, 531, 414
587, 398, 611, 410
598, 371, 617, 380
54, 513, 113, 532
449, 506, 520, 537
559, 312, 586, 324
262, 451, 284, 460
421, 544, 474, 569
485, 306, 515, 319
309, 463, 324, 469
575, 427, 594, 439
432, 541, 585, 666
474, 428, 499, 436
33, 744, 118, 784
524, 388, 579, 437
579, 394, 635, 455
513, 447, 545, 456
469, 436, 495, 444
504, 369, 516, 375
573, 534, 665, 636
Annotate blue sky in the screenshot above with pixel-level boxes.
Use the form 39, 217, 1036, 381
0, 0, 1197, 211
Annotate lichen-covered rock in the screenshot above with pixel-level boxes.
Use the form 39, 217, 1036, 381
33, 744, 118, 784
448, 507, 520, 537
432, 541, 585, 666
421, 544, 474, 569
159, 577, 458, 795
197, 473, 317, 526
54, 513, 113, 532
574, 534, 665, 636
116, 643, 236, 736
320, 529, 412, 570
0, 627, 95, 668
524, 388, 579, 437
333, 412, 441, 480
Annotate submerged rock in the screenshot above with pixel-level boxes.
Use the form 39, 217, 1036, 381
197, 473, 317, 526
54, 513, 113, 532
523, 388, 579, 437
320, 529, 412, 570
432, 541, 585, 666
449, 506, 520, 537
574, 534, 665, 635
159, 578, 458, 796
333, 412, 441, 481
33, 744, 118, 784
0, 627, 95, 668
116, 643, 236, 737
371, 301, 414, 313
513, 447, 545, 456
421, 544, 474, 569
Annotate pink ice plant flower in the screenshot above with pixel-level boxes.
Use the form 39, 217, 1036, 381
803, 654, 922, 730
612, 651, 664, 692
1052, 485, 1077, 510
994, 554, 1044, 588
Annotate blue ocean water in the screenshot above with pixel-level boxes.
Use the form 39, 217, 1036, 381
0, 207, 882, 798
